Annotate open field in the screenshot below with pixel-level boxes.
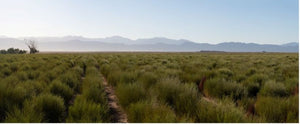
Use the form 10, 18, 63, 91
0, 52, 298, 123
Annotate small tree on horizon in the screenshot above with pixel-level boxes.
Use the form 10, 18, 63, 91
0, 48, 27, 54
25, 39, 39, 54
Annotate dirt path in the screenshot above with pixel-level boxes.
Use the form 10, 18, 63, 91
202, 96, 217, 105
101, 76, 128, 123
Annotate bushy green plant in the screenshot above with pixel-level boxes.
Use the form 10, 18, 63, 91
195, 99, 248, 123
99, 63, 111, 77
116, 82, 147, 108
41, 71, 57, 83
106, 70, 122, 86
82, 82, 106, 104
26, 80, 47, 95
127, 101, 176, 123
49, 80, 73, 104
4, 100, 43, 123
246, 68, 256, 76
247, 73, 267, 86
174, 83, 200, 115
284, 77, 298, 94
85, 66, 99, 76
154, 78, 200, 116
1, 67, 11, 76
137, 72, 158, 89
82, 75, 102, 88
119, 71, 137, 84
242, 82, 260, 97
16, 71, 28, 81
27, 70, 40, 80
34, 93, 65, 122
204, 78, 245, 100
217, 68, 234, 79
286, 95, 299, 123
72, 66, 84, 76
66, 96, 109, 123
0, 84, 28, 120
7, 86, 28, 107
259, 81, 288, 97
9, 63, 19, 72
59, 72, 81, 91
256, 96, 298, 122
0, 81, 9, 121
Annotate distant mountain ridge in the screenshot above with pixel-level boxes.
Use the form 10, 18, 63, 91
0, 36, 298, 52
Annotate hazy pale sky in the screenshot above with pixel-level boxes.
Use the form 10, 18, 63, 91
0, 0, 298, 44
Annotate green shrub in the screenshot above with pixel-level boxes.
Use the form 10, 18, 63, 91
19, 64, 30, 71
205, 78, 245, 100
217, 68, 233, 79
154, 78, 182, 106
42, 71, 57, 83
237, 97, 256, 111
7, 86, 28, 107
66, 96, 109, 123
116, 82, 147, 108
174, 83, 199, 115
256, 96, 298, 122
259, 81, 288, 97
99, 64, 111, 77
119, 71, 137, 84
247, 74, 267, 86
4, 100, 43, 122
137, 72, 158, 89
27, 70, 40, 80
154, 78, 200, 116
82, 75, 102, 89
246, 68, 256, 76
49, 81, 73, 104
2, 67, 11, 76
286, 95, 299, 123
27, 80, 47, 95
106, 71, 121, 86
60, 72, 81, 91
9, 63, 18, 72
16, 71, 28, 81
242, 82, 260, 97
72, 66, 84, 76
195, 99, 247, 123
127, 101, 176, 123
284, 77, 298, 94
15, 81, 37, 98
34, 94, 65, 122
85, 67, 99, 76
0, 84, 28, 120
0, 81, 9, 120
82, 82, 106, 104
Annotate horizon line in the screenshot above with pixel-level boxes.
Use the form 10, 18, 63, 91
0, 35, 297, 45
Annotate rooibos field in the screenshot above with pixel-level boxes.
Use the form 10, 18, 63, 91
0, 52, 298, 123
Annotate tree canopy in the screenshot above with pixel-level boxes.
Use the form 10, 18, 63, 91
0, 48, 27, 54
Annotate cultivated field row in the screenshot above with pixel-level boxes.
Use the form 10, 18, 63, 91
0, 53, 298, 122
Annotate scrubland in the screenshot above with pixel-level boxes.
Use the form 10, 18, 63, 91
0, 52, 298, 122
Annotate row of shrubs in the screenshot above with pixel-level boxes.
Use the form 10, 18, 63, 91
0, 53, 298, 122
66, 57, 110, 122
96, 53, 298, 122
0, 55, 90, 122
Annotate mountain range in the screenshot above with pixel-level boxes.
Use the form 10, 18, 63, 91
0, 36, 298, 52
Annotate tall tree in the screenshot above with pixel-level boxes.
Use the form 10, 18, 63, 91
25, 39, 39, 54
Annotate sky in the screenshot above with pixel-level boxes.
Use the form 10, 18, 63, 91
0, 0, 298, 44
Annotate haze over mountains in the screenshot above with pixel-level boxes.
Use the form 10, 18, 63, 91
0, 36, 298, 52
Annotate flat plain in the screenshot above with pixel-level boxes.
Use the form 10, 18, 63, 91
0, 52, 298, 123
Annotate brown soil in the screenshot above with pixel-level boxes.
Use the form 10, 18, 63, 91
102, 76, 128, 123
